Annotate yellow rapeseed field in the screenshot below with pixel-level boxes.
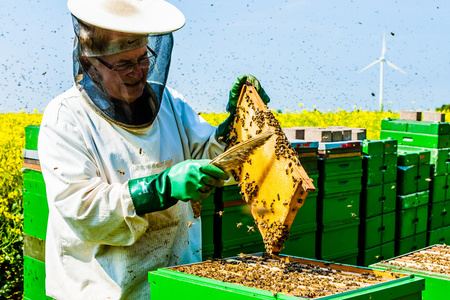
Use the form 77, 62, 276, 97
0, 112, 42, 297
201, 109, 400, 140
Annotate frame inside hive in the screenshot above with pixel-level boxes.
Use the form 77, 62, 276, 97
226, 82, 316, 254
167, 253, 412, 299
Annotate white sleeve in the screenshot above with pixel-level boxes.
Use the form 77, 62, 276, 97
38, 101, 148, 246
165, 87, 226, 160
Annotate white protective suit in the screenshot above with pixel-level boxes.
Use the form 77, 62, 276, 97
38, 84, 225, 299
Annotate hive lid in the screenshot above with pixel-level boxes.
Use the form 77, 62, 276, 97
289, 140, 319, 149
318, 140, 362, 150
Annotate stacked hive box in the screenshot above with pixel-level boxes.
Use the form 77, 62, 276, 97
397, 147, 450, 245
395, 149, 431, 256
22, 125, 52, 300
316, 142, 363, 264
426, 152, 450, 244
358, 139, 398, 267
380, 119, 440, 255
380, 118, 450, 150
284, 126, 365, 264
316, 143, 363, 264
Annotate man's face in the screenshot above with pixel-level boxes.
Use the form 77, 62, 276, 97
92, 46, 149, 103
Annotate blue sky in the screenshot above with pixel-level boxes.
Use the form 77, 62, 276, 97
0, 0, 449, 113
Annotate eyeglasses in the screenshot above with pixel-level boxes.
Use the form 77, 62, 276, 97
95, 46, 157, 76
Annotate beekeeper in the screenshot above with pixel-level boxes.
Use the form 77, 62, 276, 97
38, 0, 270, 299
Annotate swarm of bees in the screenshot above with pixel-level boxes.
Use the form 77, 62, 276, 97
173, 255, 389, 298
255, 220, 289, 255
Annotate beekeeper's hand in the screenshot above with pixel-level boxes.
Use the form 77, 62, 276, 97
227, 74, 270, 112
216, 75, 270, 141
129, 160, 229, 215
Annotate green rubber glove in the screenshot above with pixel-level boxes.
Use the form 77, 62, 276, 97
228, 74, 270, 112
216, 75, 271, 140
129, 159, 229, 215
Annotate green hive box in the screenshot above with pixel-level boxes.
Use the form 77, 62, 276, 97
360, 139, 398, 184
23, 125, 52, 300
397, 152, 416, 167
381, 118, 450, 135
319, 156, 363, 177
363, 139, 398, 156
320, 172, 362, 195
221, 204, 262, 244
322, 247, 359, 265
298, 155, 319, 175
308, 173, 319, 194
396, 232, 427, 256
396, 191, 429, 240
430, 174, 450, 203
371, 245, 450, 300
23, 256, 52, 300
383, 153, 398, 183
359, 211, 396, 249
281, 223, 316, 259
363, 154, 383, 186
358, 241, 395, 267
222, 184, 241, 202
383, 139, 398, 154
361, 182, 397, 218
319, 189, 361, 226
428, 200, 450, 230
221, 189, 264, 258
427, 225, 450, 245
23, 169, 46, 196
200, 193, 216, 259
316, 221, 359, 260
25, 125, 40, 151
291, 193, 317, 229
363, 139, 385, 155
397, 149, 431, 167
380, 130, 450, 148
221, 235, 265, 258
150, 255, 425, 300
398, 145, 450, 176
23, 191, 49, 241
396, 163, 431, 195
202, 244, 215, 261
220, 190, 318, 259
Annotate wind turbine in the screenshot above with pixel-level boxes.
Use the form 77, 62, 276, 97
360, 32, 406, 111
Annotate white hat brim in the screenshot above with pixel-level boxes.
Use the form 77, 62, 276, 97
68, 0, 185, 34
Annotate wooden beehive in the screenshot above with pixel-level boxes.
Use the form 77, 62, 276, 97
226, 82, 315, 254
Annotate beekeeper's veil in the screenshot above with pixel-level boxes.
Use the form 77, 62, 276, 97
68, 0, 185, 128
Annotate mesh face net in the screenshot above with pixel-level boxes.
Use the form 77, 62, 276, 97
72, 16, 174, 128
